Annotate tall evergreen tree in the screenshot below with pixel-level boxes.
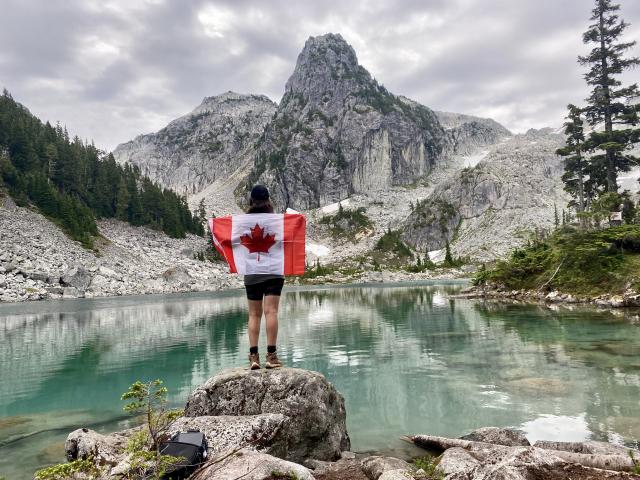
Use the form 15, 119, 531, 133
579, 0, 640, 192
557, 104, 589, 214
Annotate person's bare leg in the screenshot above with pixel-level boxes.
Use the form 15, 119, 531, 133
248, 299, 263, 349
263, 295, 280, 346
264, 295, 283, 368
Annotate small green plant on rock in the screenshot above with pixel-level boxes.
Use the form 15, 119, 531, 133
121, 379, 184, 479
34, 456, 102, 480
268, 471, 299, 480
629, 450, 640, 474
413, 454, 443, 479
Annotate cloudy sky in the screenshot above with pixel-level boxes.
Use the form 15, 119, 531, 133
2, 0, 639, 151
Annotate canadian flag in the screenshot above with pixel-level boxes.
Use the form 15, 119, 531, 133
209, 213, 306, 275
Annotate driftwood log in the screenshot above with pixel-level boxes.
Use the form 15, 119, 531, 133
403, 434, 638, 472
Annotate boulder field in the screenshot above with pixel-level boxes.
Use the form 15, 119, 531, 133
64, 368, 640, 480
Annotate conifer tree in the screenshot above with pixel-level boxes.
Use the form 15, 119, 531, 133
579, 0, 640, 192
557, 105, 589, 215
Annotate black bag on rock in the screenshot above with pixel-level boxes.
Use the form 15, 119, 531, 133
160, 430, 208, 479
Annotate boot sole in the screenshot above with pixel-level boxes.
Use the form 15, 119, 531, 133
265, 363, 282, 369
250, 363, 261, 370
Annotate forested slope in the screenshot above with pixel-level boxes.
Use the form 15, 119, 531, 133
0, 90, 204, 246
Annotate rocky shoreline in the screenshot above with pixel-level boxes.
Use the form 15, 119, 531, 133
0, 199, 471, 305
62, 367, 640, 480
457, 285, 640, 309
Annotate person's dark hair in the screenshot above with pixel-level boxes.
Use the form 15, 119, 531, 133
247, 184, 274, 213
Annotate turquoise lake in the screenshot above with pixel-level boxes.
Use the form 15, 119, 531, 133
1, 281, 640, 478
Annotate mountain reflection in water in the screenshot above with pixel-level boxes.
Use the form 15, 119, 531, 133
1, 282, 639, 479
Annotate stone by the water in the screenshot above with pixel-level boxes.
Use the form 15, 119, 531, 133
184, 367, 350, 462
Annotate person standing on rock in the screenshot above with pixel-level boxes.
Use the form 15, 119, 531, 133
244, 185, 284, 370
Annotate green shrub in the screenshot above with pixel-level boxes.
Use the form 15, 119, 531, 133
319, 205, 373, 241
375, 229, 413, 258
34, 457, 101, 480
473, 225, 640, 295
413, 455, 443, 479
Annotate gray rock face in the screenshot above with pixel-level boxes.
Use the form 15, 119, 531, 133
403, 129, 570, 261
65, 427, 130, 466
534, 440, 640, 457
61, 266, 91, 291
435, 110, 512, 155
436, 447, 480, 476
191, 449, 315, 480
65, 414, 293, 477
113, 91, 276, 196
184, 367, 350, 462
459, 427, 530, 447
444, 446, 638, 480
249, 33, 452, 210
169, 414, 290, 457
361, 455, 412, 480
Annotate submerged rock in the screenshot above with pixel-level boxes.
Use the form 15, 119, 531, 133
184, 367, 350, 462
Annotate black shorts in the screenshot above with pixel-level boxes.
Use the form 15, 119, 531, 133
245, 278, 285, 301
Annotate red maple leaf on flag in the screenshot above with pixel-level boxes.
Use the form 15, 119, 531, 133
240, 223, 276, 260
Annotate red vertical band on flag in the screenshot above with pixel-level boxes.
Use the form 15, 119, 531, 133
211, 217, 237, 273
283, 214, 306, 275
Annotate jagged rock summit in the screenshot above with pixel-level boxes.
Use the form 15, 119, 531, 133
113, 91, 276, 196
248, 33, 452, 210
113, 33, 512, 214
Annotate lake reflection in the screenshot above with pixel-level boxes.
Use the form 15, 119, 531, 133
1, 282, 639, 478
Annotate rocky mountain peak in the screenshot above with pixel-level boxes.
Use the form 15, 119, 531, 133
113, 92, 276, 196
245, 34, 456, 210
197, 91, 275, 112
283, 33, 369, 105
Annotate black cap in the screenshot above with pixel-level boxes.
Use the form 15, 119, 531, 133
250, 184, 270, 201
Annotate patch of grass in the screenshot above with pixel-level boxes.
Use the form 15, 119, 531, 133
474, 225, 640, 296
268, 470, 299, 480
34, 457, 102, 480
413, 455, 443, 479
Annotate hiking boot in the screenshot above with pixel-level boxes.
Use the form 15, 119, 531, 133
265, 351, 283, 369
249, 352, 260, 370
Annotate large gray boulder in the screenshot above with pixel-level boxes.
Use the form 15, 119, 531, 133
459, 427, 530, 447
361, 455, 413, 480
61, 266, 91, 291
65, 427, 130, 466
169, 414, 289, 457
534, 440, 640, 457
445, 446, 639, 480
185, 367, 350, 462
191, 449, 314, 480
65, 414, 292, 477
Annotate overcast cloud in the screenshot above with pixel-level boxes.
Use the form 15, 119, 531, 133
1, 0, 639, 151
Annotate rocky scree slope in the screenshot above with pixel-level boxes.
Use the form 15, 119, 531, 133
246, 33, 453, 210
0, 196, 240, 303
402, 128, 570, 261
113, 92, 276, 197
